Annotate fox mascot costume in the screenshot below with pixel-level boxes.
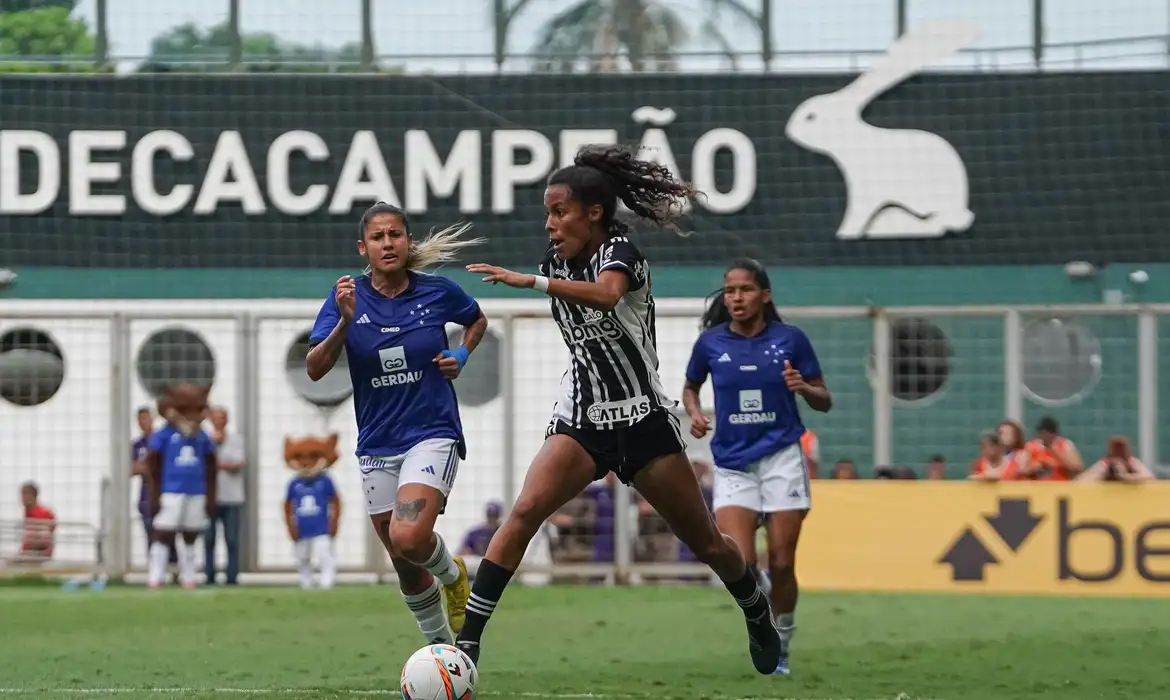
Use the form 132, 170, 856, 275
284, 434, 342, 589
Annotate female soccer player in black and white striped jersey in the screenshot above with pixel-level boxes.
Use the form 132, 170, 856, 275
457, 144, 783, 676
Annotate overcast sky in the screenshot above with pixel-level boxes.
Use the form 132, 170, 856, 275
73, 0, 1168, 73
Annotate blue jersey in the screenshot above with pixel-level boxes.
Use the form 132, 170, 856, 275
286, 474, 337, 540
686, 321, 822, 470
148, 425, 216, 495
310, 272, 481, 458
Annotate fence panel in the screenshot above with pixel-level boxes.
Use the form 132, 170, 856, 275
1018, 312, 1139, 467
0, 314, 113, 570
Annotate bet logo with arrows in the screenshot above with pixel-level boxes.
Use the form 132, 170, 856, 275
938, 497, 1044, 581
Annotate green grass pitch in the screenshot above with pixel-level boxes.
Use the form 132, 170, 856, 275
1, 584, 1168, 700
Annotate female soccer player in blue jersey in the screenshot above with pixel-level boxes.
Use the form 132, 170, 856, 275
455, 145, 785, 676
306, 202, 488, 645
683, 258, 832, 676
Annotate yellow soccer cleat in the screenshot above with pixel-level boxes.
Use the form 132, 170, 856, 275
443, 555, 470, 635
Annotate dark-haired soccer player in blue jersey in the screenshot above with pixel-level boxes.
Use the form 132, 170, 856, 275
307, 202, 488, 645
683, 258, 832, 676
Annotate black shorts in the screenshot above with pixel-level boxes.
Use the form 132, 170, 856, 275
546, 408, 687, 484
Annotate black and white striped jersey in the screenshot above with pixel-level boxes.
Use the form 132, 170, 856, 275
539, 236, 674, 430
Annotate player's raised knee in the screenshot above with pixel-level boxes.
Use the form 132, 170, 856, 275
389, 520, 434, 563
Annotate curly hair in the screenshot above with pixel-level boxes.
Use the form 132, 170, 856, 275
547, 144, 700, 236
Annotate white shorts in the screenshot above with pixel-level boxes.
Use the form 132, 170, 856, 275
358, 438, 461, 516
294, 534, 334, 565
154, 493, 208, 532
713, 442, 811, 514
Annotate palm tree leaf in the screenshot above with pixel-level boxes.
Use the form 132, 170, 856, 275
702, 0, 760, 26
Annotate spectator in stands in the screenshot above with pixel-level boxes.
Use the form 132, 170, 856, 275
800, 430, 820, 479
678, 459, 714, 564
18, 482, 55, 560
548, 489, 599, 564
831, 459, 857, 479
1077, 436, 1156, 482
204, 406, 246, 585
132, 406, 177, 577
969, 431, 1019, 481
1025, 416, 1084, 480
997, 419, 1031, 474
459, 501, 503, 558
635, 491, 674, 563
925, 455, 947, 480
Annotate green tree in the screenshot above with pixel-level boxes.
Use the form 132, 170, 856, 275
0, 5, 95, 71
143, 21, 365, 73
517, 0, 763, 73
531, 0, 688, 73
0, 0, 75, 12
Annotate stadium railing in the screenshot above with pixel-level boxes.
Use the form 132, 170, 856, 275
0, 299, 1163, 583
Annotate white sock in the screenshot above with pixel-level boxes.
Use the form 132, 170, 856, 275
775, 612, 796, 643
318, 539, 336, 590
178, 539, 198, 585
421, 533, 459, 586
148, 541, 169, 585
404, 579, 453, 644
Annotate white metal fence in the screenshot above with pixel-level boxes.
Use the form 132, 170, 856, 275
0, 299, 1162, 581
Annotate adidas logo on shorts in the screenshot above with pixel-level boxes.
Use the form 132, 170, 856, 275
356, 313, 371, 324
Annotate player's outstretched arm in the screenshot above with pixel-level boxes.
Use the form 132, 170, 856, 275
466, 264, 629, 312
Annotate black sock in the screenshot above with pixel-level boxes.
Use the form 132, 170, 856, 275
458, 558, 514, 644
724, 567, 770, 621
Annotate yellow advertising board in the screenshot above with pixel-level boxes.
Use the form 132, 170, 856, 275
798, 483, 1170, 597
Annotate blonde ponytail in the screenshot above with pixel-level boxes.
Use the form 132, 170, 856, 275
406, 221, 485, 271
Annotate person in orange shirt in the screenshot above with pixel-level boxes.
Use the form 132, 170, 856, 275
18, 481, 56, 560
1024, 416, 1083, 480
969, 432, 1020, 481
1077, 436, 1156, 482
800, 430, 820, 479
996, 419, 1031, 475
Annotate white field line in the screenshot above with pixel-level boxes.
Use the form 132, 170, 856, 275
0, 690, 933, 700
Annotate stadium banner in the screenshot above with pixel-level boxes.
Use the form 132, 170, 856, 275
0, 73, 1165, 269
800, 482, 1170, 597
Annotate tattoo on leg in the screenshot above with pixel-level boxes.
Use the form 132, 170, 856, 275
393, 498, 427, 522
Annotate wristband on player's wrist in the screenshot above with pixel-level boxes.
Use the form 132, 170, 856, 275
532, 275, 550, 294
441, 345, 471, 369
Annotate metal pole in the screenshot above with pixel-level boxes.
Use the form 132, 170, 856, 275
239, 314, 261, 573
872, 312, 892, 468
95, 0, 109, 70
760, 0, 773, 71
229, 0, 242, 70
494, 0, 507, 72
1137, 311, 1158, 467
896, 0, 908, 38
107, 314, 132, 580
1032, 0, 1044, 69
1003, 310, 1023, 422
501, 314, 516, 507
360, 0, 375, 71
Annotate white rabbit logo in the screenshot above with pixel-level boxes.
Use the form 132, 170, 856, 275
786, 21, 979, 240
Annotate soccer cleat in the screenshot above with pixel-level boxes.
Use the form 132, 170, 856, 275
745, 611, 784, 675
443, 556, 471, 634
455, 640, 480, 666
774, 649, 790, 676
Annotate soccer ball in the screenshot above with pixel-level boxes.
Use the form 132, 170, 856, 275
400, 644, 478, 700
